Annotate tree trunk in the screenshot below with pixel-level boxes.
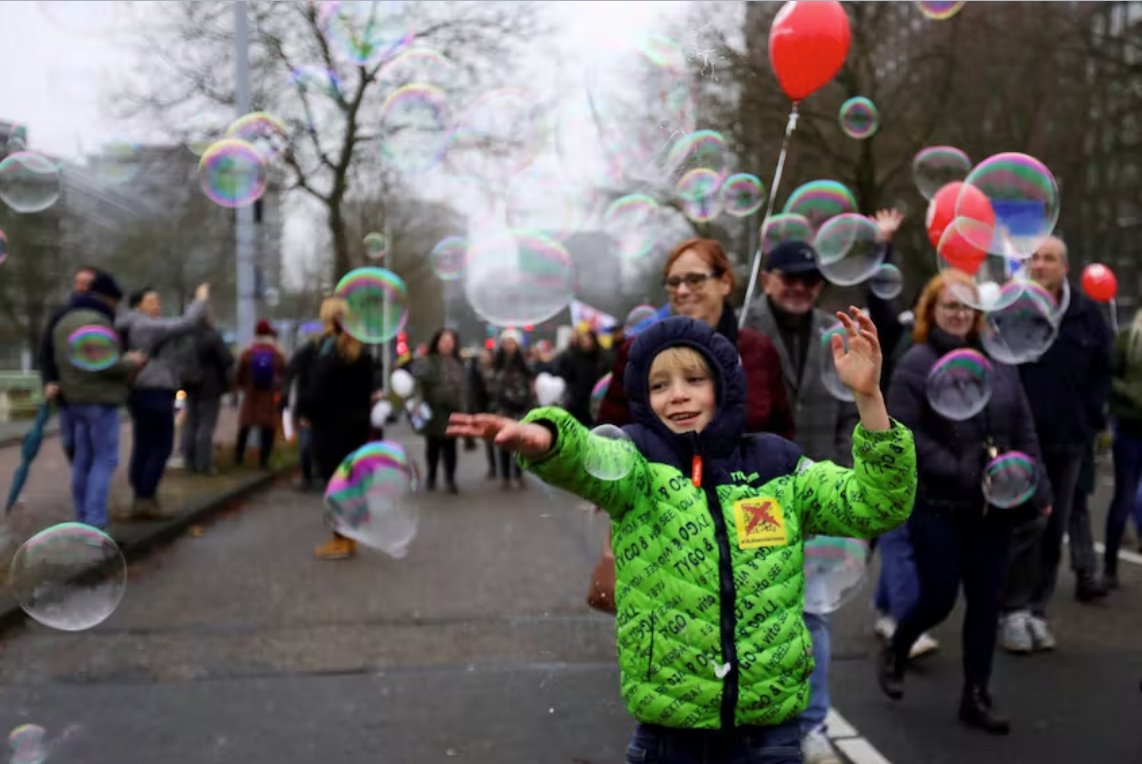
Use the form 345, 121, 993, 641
329, 199, 351, 281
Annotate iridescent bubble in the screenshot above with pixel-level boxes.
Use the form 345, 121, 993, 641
363, 231, 388, 259
0, 229, 8, 265
980, 281, 1059, 365
589, 373, 612, 423
321, 0, 414, 66
505, 157, 594, 240
324, 440, 420, 558
761, 213, 813, 256
819, 322, 854, 403
584, 424, 636, 481
814, 213, 886, 287
464, 228, 574, 326
380, 83, 451, 174
936, 218, 1025, 313
913, 146, 972, 200
66, 325, 120, 372
8, 723, 47, 764
869, 263, 903, 300
665, 130, 730, 182
429, 235, 466, 281
957, 153, 1059, 258
197, 139, 266, 208
624, 304, 658, 331
982, 451, 1038, 508
225, 111, 289, 160
676, 168, 723, 223
603, 194, 661, 260
291, 64, 341, 98
803, 536, 869, 615
448, 88, 549, 184
839, 97, 879, 139
782, 180, 857, 231
918, 1, 966, 20
377, 46, 460, 93
95, 142, 143, 187
926, 349, 992, 421
333, 267, 409, 343
0, 152, 62, 214
720, 173, 766, 217
8, 523, 126, 631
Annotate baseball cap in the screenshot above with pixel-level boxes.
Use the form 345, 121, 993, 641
765, 241, 821, 276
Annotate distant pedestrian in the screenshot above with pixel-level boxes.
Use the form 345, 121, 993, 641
1102, 307, 1142, 588
412, 328, 467, 494
180, 315, 234, 475
491, 329, 533, 490
234, 320, 285, 470
282, 327, 323, 492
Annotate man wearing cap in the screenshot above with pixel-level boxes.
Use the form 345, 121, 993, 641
117, 283, 211, 518
52, 272, 147, 530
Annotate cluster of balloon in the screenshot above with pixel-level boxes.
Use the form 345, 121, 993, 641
1081, 263, 1117, 303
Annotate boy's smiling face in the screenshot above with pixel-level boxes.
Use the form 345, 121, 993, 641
647, 347, 716, 434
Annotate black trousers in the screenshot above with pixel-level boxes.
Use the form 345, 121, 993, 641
484, 440, 498, 477
891, 506, 1010, 687
236, 426, 274, 469
425, 435, 457, 487
498, 447, 522, 480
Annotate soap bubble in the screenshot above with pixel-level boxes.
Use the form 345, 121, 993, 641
66, 325, 121, 372
8, 523, 126, 631
624, 304, 658, 331
936, 218, 1024, 313
783, 180, 856, 231
505, 157, 593, 240
869, 263, 903, 300
665, 130, 729, 182
429, 235, 467, 281
803, 536, 869, 615
720, 173, 766, 217
980, 281, 1059, 365
376, 46, 461, 93
0, 229, 8, 265
839, 97, 879, 139
590, 373, 613, 423
0, 152, 62, 213
321, 0, 414, 66
676, 167, 723, 223
982, 451, 1038, 508
584, 424, 637, 481
957, 152, 1059, 258
197, 139, 266, 208
761, 213, 813, 256
363, 231, 388, 259
602, 194, 661, 260
290, 64, 341, 98
324, 441, 420, 558
225, 111, 289, 161
814, 213, 886, 287
448, 88, 549, 184
333, 267, 408, 343
918, 1, 966, 20
464, 228, 574, 327
819, 322, 854, 403
380, 83, 451, 175
926, 349, 992, 421
8, 723, 47, 764
913, 146, 972, 200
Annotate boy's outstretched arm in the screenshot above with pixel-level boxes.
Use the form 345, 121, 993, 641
448, 408, 647, 521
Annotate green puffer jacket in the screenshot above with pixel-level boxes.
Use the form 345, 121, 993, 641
518, 317, 916, 730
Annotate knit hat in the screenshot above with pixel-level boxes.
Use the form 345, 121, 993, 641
88, 272, 123, 301
255, 319, 277, 337
499, 328, 523, 347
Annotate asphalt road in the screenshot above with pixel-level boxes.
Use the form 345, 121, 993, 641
0, 430, 1139, 763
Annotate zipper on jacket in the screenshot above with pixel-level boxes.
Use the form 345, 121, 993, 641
690, 432, 740, 730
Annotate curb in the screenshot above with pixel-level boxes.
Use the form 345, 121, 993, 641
0, 465, 292, 637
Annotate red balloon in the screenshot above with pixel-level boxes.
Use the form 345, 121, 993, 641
768, 1, 852, 102
936, 221, 989, 277
1081, 263, 1118, 303
926, 182, 995, 250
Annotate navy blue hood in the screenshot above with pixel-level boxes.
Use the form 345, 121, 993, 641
624, 316, 745, 458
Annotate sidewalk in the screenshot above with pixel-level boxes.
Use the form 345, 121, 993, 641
0, 403, 296, 631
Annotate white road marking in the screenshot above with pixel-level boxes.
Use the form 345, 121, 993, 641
1063, 536, 1142, 566
826, 707, 896, 764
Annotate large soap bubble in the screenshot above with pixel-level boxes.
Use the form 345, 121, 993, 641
761, 213, 813, 256
0, 152, 62, 213
982, 451, 1038, 509
782, 180, 856, 231
324, 441, 420, 558
464, 228, 574, 327
198, 139, 266, 208
980, 281, 1059, 365
926, 349, 992, 421
584, 424, 637, 481
333, 267, 409, 343
913, 146, 972, 200
957, 152, 1059, 258
803, 536, 869, 615
814, 213, 886, 287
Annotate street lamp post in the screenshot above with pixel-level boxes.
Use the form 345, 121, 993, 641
233, 0, 256, 349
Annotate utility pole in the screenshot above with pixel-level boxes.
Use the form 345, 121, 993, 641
381, 219, 392, 388
233, 0, 256, 349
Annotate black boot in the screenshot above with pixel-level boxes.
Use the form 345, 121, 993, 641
877, 646, 904, 700
1075, 571, 1109, 602
958, 684, 1010, 735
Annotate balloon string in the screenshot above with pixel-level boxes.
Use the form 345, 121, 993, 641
739, 103, 801, 329
1110, 297, 1119, 334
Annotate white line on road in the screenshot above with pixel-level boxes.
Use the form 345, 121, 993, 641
1063, 535, 1142, 566
826, 707, 896, 764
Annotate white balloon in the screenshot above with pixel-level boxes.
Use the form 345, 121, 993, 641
371, 400, 393, 428
535, 373, 566, 407
390, 369, 415, 398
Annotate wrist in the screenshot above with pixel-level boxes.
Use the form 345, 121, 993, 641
854, 390, 890, 431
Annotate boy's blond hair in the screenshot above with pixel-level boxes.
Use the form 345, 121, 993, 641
649, 346, 712, 380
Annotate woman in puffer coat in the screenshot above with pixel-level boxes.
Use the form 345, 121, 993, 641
877, 270, 1051, 735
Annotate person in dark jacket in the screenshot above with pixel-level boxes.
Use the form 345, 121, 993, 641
282, 331, 323, 491
467, 345, 499, 480
234, 320, 285, 470
1101, 308, 1142, 588
1001, 236, 1112, 654
40, 264, 99, 463
492, 328, 534, 490
556, 328, 609, 427
412, 328, 468, 494
180, 316, 234, 474
878, 271, 1051, 735
305, 297, 384, 560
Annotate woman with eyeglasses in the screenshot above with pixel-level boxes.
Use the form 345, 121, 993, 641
877, 270, 1051, 735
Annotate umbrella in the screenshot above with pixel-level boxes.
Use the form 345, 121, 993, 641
5, 401, 53, 515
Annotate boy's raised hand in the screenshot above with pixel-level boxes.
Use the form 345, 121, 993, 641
831, 306, 882, 398
446, 413, 553, 458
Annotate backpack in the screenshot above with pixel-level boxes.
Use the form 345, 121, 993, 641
249, 346, 277, 391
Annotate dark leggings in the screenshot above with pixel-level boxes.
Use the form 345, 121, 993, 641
484, 440, 498, 476
891, 507, 1010, 688
236, 426, 274, 469
498, 447, 521, 480
425, 436, 457, 487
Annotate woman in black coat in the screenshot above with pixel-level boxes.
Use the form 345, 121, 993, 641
877, 271, 1051, 735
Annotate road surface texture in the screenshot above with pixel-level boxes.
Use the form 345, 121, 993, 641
0, 423, 1139, 763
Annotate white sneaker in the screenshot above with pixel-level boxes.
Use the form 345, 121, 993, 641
874, 614, 897, 641
1001, 611, 1033, 654
1027, 616, 1057, 651
908, 632, 940, 659
801, 728, 842, 764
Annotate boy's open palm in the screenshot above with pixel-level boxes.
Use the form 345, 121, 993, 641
831, 307, 882, 398
447, 413, 552, 458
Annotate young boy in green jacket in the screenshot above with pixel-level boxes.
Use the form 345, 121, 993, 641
449, 309, 916, 763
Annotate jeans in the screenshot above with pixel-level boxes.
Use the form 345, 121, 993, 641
874, 525, 920, 622
498, 446, 522, 480
69, 404, 121, 529
625, 721, 803, 764
799, 611, 829, 736
1105, 425, 1142, 576
892, 507, 1009, 688
424, 435, 457, 487
128, 388, 176, 500
1004, 448, 1097, 617
180, 394, 221, 472
57, 403, 76, 463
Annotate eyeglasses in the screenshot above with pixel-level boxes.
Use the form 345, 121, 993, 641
936, 302, 973, 315
664, 271, 718, 291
